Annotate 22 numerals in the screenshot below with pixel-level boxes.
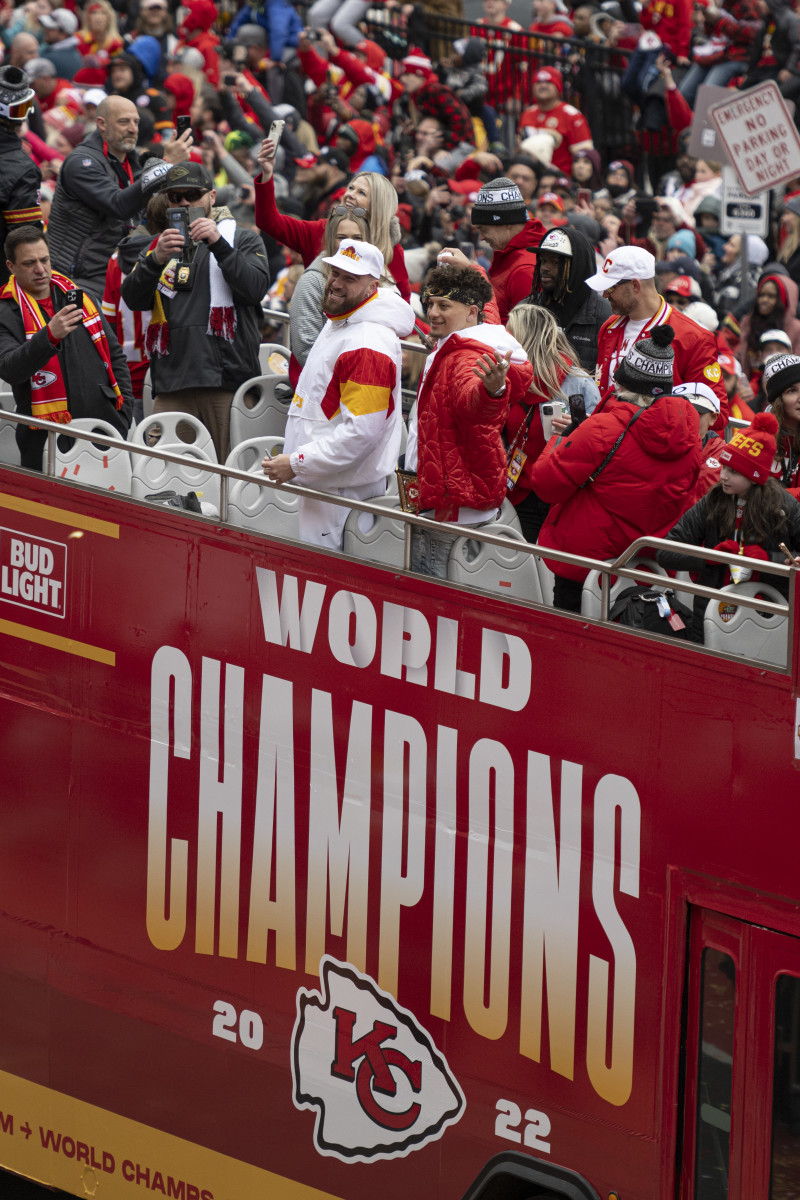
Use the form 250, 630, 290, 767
495, 1099, 551, 1152
212, 1000, 264, 1050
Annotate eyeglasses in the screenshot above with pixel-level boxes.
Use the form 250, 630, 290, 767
167, 189, 207, 203
330, 205, 368, 219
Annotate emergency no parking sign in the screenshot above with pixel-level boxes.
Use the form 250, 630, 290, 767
710, 82, 800, 197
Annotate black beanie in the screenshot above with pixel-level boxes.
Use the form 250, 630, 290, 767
471, 177, 528, 226
614, 324, 675, 396
764, 352, 800, 406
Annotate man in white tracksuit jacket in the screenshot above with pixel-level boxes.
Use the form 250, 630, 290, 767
263, 239, 416, 550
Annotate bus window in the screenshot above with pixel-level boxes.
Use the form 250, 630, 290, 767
695, 948, 736, 1200
771, 975, 800, 1197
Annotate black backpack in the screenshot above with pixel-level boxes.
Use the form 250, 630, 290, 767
607, 585, 693, 639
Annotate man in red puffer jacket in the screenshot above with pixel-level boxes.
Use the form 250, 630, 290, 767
405, 265, 533, 577
530, 325, 699, 611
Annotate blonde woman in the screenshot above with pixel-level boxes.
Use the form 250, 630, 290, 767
77, 0, 123, 61
503, 305, 600, 542
254, 135, 410, 303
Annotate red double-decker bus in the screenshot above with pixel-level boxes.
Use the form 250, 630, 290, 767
0, 453, 798, 1200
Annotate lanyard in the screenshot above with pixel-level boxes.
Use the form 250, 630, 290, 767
103, 141, 134, 188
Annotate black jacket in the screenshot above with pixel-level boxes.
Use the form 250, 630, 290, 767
47, 130, 153, 299
0, 131, 42, 287
0, 283, 133, 464
120, 211, 270, 393
656, 487, 800, 640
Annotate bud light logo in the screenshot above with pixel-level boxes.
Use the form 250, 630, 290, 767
292, 957, 466, 1162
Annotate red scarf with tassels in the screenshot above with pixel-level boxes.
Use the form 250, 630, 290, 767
0, 271, 124, 424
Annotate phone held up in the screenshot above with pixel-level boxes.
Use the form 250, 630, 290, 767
266, 119, 285, 158
176, 115, 192, 139
64, 287, 83, 311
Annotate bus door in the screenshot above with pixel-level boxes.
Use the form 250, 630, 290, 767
680, 908, 800, 1200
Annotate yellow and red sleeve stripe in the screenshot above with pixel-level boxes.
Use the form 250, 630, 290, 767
4, 206, 43, 226
325, 348, 396, 419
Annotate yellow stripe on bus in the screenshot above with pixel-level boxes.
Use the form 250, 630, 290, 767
0, 491, 119, 538
0, 618, 115, 665
0, 1068, 343, 1200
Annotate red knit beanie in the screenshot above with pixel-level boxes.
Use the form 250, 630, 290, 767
717, 412, 778, 484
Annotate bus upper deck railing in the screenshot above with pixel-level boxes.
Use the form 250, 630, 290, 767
2, 409, 793, 671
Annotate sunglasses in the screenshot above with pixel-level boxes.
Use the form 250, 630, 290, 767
167, 189, 207, 203
330, 205, 368, 219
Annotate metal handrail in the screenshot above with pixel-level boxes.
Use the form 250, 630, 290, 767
3, 409, 794, 644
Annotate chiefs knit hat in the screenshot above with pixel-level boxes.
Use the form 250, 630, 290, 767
718, 412, 778, 484
614, 324, 675, 395
471, 176, 528, 226
534, 66, 563, 95
401, 48, 433, 78
763, 353, 800, 405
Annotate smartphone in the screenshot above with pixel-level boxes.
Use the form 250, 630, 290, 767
541, 400, 567, 441
568, 393, 587, 425
176, 115, 192, 138
167, 206, 189, 238
232, 46, 247, 64
223, 72, 237, 86
268, 119, 285, 151
576, 188, 592, 206
64, 287, 83, 309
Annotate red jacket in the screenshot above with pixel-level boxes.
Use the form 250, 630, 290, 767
530, 392, 700, 581
487, 218, 545, 324
415, 332, 533, 518
640, 0, 692, 58
596, 299, 729, 429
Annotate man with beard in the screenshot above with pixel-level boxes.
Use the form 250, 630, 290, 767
587, 245, 728, 424
121, 162, 269, 463
48, 96, 191, 300
262, 240, 416, 551
524, 226, 610, 372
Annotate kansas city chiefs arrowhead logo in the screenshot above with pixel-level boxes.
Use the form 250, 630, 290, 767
292, 957, 466, 1162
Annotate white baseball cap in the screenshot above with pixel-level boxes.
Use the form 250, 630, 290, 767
671, 381, 721, 415
586, 246, 657, 292
760, 328, 792, 349
322, 239, 384, 278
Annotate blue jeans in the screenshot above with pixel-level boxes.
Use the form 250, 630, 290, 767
678, 60, 744, 107
410, 525, 460, 579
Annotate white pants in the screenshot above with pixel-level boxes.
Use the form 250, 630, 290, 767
298, 479, 387, 551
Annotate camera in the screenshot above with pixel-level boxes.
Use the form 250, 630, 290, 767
223, 72, 237, 86
541, 400, 567, 441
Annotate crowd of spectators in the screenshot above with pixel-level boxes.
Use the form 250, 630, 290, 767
2, 0, 800, 633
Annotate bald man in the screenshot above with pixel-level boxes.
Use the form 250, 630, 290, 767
48, 96, 192, 298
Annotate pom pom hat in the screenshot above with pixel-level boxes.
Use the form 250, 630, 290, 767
764, 353, 800, 405
614, 324, 675, 396
718, 412, 778, 485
